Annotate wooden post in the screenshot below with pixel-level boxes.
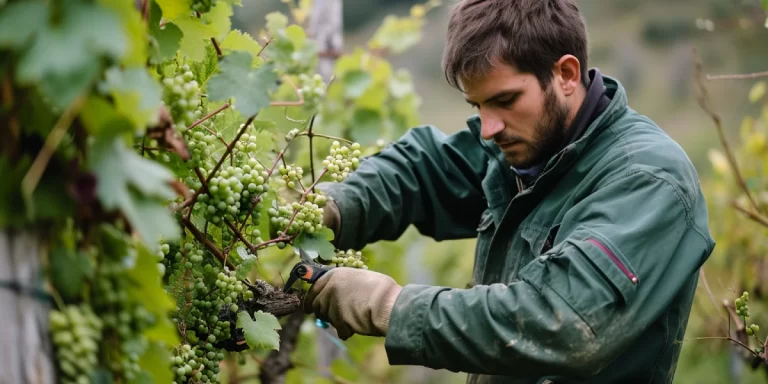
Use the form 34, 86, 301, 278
307, 0, 343, 82
0, 230, 56, 384
306, 0, 347, 377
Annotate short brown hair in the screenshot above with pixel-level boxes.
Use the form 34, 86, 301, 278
442, 0, 589, 91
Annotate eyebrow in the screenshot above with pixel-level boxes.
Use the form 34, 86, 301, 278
465, 89, 522, 106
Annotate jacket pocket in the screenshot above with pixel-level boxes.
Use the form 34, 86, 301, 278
539, 223, 561, 255
520, 226, 639, 333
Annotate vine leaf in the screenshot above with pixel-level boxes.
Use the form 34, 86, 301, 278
136, 341, 173, 384
175, 2, 232, 61
149, 1, 183, 64
342, 70, 372, 98
50, 247, 93, 302
235, 247, 257, 280
100, 67, 163, 131
236, 311, 282, 351
0, 0, 49, 48
294, 228, 336, 261
207, 51, 279, 117
155, 0, 192, 22
130, 244, 180, 346
89, 135, 180, 245
5, 1, 127, 108
14, 1, 127, 85
101, 0, 148, 67
368, 14, 425, 54
219, 30, 263, 65
190, 43, 219, 87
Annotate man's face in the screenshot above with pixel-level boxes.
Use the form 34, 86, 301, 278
462, 62, 571, 169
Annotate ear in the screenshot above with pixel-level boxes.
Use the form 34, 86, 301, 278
553, 55, 581, 96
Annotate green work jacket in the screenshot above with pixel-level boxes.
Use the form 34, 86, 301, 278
324, 74, 715, 383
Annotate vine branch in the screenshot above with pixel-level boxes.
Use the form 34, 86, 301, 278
21, 96, 85, 202
211, 38, 223, 58
308, 115, 317, 190
270, 76, 304, 107
296, 132, 353, 144
693, 47, 761, 214
707, 71, 768, 81
732, 200, 768, 228
181, 216, 235, 270
186, 102, 231, 132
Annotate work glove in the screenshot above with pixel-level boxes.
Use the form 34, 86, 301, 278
303, 267, 403, 340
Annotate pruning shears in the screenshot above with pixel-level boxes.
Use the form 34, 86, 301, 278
284, 246, 335, 329
283, 246, 335, 293
284, 247, 349, 352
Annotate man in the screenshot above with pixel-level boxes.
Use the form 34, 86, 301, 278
305, 0, 715, 382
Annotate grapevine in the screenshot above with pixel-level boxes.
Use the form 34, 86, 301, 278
0, 0, 433, 382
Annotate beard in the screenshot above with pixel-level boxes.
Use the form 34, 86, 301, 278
500, 85, 570, 169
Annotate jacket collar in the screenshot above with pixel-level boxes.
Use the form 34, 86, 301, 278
466, 72, 628, 183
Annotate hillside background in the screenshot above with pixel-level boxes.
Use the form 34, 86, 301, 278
234, 1, 768, 383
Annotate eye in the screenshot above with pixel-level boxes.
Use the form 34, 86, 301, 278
497, 95, 519, 108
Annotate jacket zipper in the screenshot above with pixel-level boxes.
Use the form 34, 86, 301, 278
587, 238, 638, 284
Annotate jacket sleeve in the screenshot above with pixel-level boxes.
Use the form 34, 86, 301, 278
323, 125, 490, 251
383, 169, 715, 378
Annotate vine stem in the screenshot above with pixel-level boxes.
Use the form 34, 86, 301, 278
186, 102, 231, 132
141, 0, 150, 22
21, 96, 85, 202
693, 47, 761, 214
181, 216, 235, 270
732, 200, 768, 228
211, 38, 223, 58
692, 337, 759, 357
270, 76, 303, 107
296, 132, 353, 145
183, 115, 257, 216
223, 219, 257, 265
707, 71, 768, 81
308, 115, 317, 190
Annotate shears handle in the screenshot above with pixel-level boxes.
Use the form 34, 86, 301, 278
283, 261, 334, 293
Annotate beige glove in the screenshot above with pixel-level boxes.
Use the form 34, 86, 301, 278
303, 267, 403, 340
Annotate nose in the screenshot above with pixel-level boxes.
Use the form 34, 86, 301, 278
479, 111, 504, 141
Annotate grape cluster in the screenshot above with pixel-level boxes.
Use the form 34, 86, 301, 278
49, 304, 103, 384
185, 129, 217, 169
735, 291, 761, 336
93, 254, 157, 381
172, 267, 253, 383
191, 0, 217, 14
197, 158, 269, 226
171, 343, 223, 384
268, 199, 324, 237
297, 73, 327, 111
331, 249, 368, 269
736, 291, 751, 319
278, 164, 304, 189
234, 131, 262, 156
323, 141, 362, 182
162, 64, 202, 130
